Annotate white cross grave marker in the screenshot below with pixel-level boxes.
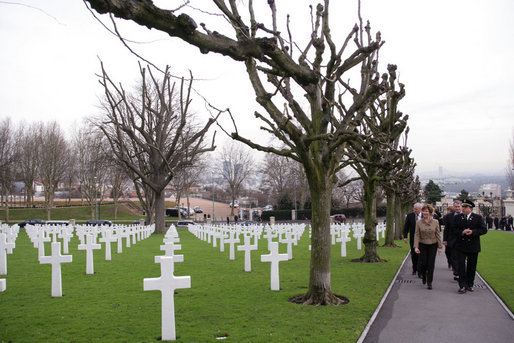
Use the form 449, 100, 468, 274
59, 227, 74, 254
144, 256, 191, 341
39, 241, 73, 297
156, 242, 184, 263
260, 242, 289, 291
0, 233, 15, 275
99, 229, 117, 261
335, 229, 351, 257
0, 278, 5, 292
32, 229, 50, 259
226, 231, 240, 261
78, 234, 101, 274
237, 234, 258, 272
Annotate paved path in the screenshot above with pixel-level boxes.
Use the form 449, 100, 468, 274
359, 246, 514, 343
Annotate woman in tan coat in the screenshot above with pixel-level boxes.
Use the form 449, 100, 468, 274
414, 204, 442, 289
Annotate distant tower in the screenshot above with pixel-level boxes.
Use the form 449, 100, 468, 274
438, 166, 443, 178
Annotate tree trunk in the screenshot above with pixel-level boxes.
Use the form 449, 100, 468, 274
394, 195, 403, 240
154, 190, 165, 233
290, 174, 345, 305
113, 198, 118, 221
45, 191, 53, 221
4, 197, 9, 223
383, 190, 398, 247
360, 179, 384, 262
90, 203, 95, 220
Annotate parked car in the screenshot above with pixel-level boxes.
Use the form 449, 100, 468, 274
85, 219, 113, 226
166, 207, 188, 217
18, 219, 44, 228
45, 220, 70, 226
194, 206, 203, 213
331, 214, 346, 223
229, 200, 239, 208
176, 220, 196, 228
263, 205, 273, 211
181, 206, 194, 216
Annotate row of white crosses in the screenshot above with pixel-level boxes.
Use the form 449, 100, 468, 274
188, 223, 305, 291
0, 225, 19, 292
19, 223, 154, 296
144, 225, 190, 341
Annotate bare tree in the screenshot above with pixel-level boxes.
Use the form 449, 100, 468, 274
338, 65, 408, 261
0, 118, 19, 222
17, 123, 40, 207
37, 122, 69, 220
85, 0, 403, 305
261, 153, 295, 206
107, 159, 130, 221
74, 125, 110, 219
97, 63, 216, 233
218, 141, 254, 216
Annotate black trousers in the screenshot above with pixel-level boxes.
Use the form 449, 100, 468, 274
456, 249, 479, 288
409, 246, 419, 273
444, 245, 459, 275
419, 243, 438, 284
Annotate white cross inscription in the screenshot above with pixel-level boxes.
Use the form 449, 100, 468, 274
0, 233, 15, 275
39, 241, 73, 297
144, 256, 191, 341
78, 234, 101, 274
261, 242, 289, 291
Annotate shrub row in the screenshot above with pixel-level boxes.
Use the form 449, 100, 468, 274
261, 207, 387, 221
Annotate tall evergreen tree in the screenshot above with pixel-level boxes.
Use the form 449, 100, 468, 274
424, 180, 443, 204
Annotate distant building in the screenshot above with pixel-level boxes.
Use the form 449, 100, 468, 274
478, 184, 501, 198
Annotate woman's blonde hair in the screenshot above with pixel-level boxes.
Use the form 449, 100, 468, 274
422, 204, 434, 214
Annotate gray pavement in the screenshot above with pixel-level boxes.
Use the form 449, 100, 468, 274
359, 246, 514, 343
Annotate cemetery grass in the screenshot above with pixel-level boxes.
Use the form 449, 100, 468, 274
477, 230, 514, 311
1, 230, 408, 343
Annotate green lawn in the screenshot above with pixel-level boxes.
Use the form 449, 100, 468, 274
477, 230, 514, 310
1, 227, 408, 342
2, 228, 511, 342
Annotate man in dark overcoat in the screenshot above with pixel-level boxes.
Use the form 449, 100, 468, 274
403, 203, 423, 276
455, 199, 487, 293
443, 200, 462, 279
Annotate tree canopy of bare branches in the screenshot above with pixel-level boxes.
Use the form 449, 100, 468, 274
84, 0, 409, 305
37, 122, 70, 220
218, 141, 254, 216
96, 62, 217, 233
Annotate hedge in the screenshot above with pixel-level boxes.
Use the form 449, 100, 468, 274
261, 206, 387, 221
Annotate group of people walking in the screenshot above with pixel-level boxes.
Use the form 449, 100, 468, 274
403, 199, 488, 293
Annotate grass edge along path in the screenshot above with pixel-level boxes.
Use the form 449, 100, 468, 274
477, 230, 514, 312
2, 228, 409, 342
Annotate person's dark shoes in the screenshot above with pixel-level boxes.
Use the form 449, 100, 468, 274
466, 286, 474, 292
453, 276, 459, 281
418, 272, 422, 279
458, 287, 467, 294
422, 276, 427, 285
427, 284, 432, 290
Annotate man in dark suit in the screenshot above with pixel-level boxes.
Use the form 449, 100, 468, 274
455, 199, 487, 294
403, 203, 423, 276
443, 200, 462, 279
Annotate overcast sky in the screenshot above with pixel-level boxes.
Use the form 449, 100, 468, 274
1, 0, 513, 176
